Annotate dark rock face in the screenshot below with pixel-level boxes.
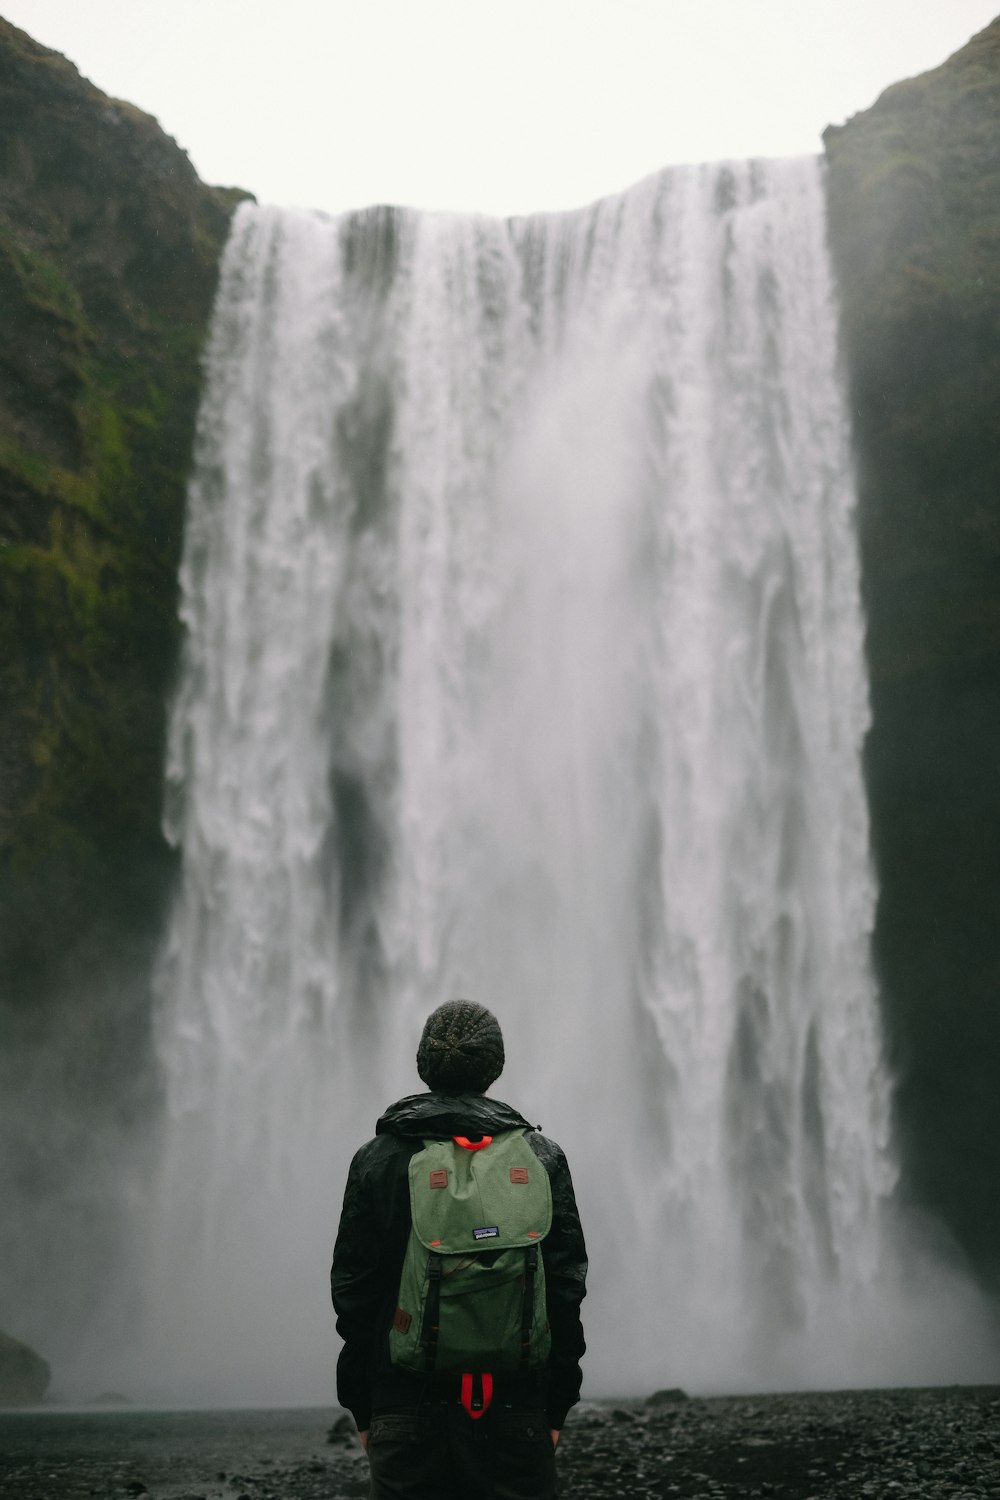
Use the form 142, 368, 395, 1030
824, 18, 1000, 1288
0, 17, 247, 1342
0, 1329, 49, 1407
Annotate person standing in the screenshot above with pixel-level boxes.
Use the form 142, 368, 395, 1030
331, 999, 587, 1499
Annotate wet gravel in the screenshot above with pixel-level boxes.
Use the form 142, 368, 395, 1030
559, 1386, 1000, 1498
1, 1386, 999, 1499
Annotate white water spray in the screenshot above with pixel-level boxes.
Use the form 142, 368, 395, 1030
134, 159, 995, 1404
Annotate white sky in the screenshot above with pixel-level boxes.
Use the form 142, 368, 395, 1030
4, 1, 999, 215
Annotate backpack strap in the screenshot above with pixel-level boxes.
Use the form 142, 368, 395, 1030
519, 1242, 539, 1368
422, 1252, 444, 1370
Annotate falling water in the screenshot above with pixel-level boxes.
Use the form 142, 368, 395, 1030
136, 157, 963, 1405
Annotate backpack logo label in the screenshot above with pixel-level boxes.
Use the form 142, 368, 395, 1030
509, 1167, 529, 1184
393, 1306, 413, 1334
429, 1169, 449, 1189
473, 1226, 499, 1240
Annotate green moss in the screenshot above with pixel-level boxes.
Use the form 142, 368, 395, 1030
78, 395, 132, 511
0, 227, 85, 330
0, 434, 52, 493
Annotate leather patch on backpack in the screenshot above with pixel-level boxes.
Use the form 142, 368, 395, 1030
429, 1169, 449, 1189
509, 1167, 529, 1184
393, 1306, 412, 1334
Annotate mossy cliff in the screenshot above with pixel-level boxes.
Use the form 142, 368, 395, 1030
825, 17, 1000, 1284
0, 17, 247, 1330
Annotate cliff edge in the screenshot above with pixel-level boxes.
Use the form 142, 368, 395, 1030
825, 16, 1000, 1285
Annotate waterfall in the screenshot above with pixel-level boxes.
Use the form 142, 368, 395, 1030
140, 157, 911, 1404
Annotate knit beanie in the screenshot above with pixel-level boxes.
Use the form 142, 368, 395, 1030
416, 999, 505, 1095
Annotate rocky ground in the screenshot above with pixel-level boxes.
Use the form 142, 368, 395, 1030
1, 1386, 999, 1499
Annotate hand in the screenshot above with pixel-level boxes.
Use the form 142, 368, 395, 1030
551, 1429, 560, 1448
359, 1429, 369, 1452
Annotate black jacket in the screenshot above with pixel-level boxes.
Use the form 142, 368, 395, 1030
331, 1090, 587, 1430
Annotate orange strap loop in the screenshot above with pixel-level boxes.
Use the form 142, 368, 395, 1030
452, 1134, 493, 1151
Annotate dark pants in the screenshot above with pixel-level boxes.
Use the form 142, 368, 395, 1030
367, 1403, 558, 1500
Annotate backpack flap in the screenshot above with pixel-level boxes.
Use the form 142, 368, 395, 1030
389, 1130, 553, 1375
409, 1131, 552, 1254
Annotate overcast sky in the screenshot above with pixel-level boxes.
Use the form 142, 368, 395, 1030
4, 1, 998, 215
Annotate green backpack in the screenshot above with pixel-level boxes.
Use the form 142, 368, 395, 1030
389, 1129, 553, 1382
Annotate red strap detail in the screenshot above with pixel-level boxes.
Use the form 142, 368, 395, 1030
453, 1134, 493, 1152
460, 1372, 494, 1420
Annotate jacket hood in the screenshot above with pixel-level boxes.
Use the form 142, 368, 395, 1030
375, 1090, 537, 1141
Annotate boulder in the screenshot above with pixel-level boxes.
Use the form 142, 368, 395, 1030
0, 1328, 50, 1405
646, 1387, 690, 1407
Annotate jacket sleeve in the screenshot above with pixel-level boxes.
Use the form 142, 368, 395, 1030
330, 1143, 384, 1431
534, 1135, 588, 1429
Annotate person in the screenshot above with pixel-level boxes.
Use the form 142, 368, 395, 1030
331, 998, 587, 1500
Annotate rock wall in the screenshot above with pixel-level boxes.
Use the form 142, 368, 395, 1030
825, 17, 1000, 1285
0, 18, 247, 1340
